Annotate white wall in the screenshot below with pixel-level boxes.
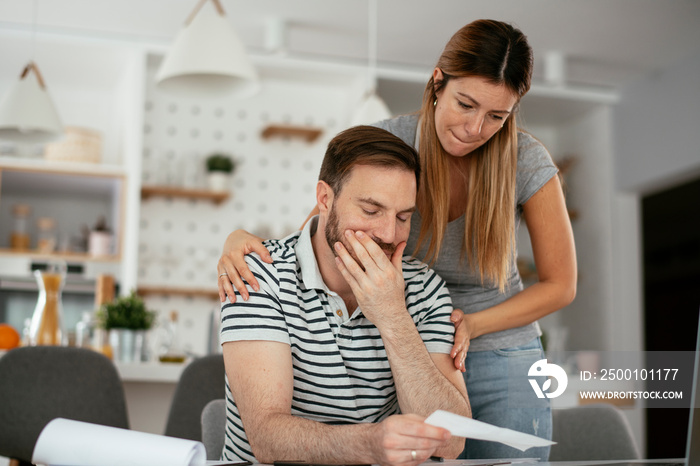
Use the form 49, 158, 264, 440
613, 49, 700, 194
552, 106, 616, 351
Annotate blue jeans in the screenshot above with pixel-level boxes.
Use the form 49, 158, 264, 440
458, 337, 552, 461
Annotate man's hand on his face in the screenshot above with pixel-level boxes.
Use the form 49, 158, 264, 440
334, 230, 409, 330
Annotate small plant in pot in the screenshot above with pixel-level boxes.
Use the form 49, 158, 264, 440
205, 153, 236, 191
97, 291, 156, 363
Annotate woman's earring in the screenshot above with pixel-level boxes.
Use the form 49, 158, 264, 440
433, 98, 438, 107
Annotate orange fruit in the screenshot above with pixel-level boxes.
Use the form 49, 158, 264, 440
0, 323, 21, 350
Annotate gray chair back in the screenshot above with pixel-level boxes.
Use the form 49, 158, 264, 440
550, 403, 640, 461
164, 354, 225, 441
201, 398, 227, 460
0, 346, 129, 464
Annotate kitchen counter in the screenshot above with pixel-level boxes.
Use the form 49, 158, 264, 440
114, 360, 189, 383
114, 360, 192, 434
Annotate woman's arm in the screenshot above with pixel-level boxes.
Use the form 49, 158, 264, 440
217, 206, 321, 302
450, 175, 577, 367
217, 230, 271, 302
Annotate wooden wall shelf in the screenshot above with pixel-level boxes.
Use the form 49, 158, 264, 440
140, 185, 229, 205
0, 248, 121, 263
261, 124, 323, 143
137, 286, 220, 301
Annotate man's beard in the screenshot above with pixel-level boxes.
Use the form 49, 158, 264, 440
325, 204, 397, 269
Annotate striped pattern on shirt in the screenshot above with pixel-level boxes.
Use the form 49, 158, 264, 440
219, 230, 454, 462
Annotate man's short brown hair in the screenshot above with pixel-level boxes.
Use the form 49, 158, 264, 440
318, 125, 420, 195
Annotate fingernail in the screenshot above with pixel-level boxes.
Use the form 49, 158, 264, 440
334, 242, 342, 251
355, 231, 365, 238
253, 284, 259, 291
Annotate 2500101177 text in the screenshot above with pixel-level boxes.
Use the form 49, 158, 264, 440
580, 368, 679, 381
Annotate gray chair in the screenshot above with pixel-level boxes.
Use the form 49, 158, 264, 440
0, 346, 129, 465
550, 403, 640, 461
201, 398, 227, 460
164, 354, 225, 441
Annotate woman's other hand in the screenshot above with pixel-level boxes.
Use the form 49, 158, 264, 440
217, 229, 272, 302
450, 309, 471, 372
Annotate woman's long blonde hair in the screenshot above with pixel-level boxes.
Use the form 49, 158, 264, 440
415, 19, 533, 292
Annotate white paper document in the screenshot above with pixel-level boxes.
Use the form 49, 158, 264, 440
425, 410, 555, 452
32, 418, 206, 466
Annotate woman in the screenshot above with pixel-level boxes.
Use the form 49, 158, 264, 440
216, 19, 576, 460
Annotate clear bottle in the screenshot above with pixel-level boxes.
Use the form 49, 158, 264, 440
159, 310, 186, 363
20, 318, 32, 346
10, 204, 31, 250
75, 311, 95, 349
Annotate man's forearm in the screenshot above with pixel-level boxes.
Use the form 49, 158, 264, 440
379, 311, 471, 457
246, 412, 377, 464
381, 311, 469, 414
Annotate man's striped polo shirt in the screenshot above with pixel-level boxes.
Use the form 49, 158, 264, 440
219, 217, 454, 462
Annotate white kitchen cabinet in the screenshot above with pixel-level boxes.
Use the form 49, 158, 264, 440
0, 158, 126, 271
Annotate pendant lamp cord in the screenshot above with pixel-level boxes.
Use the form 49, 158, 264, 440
367, 0, 378, 95
31, 0, 37, 64
186, 0, 225, 26
22, 0, 46, 88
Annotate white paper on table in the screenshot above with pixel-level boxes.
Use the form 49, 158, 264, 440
438, 460, 541, 466
32, 418, 206, 466
424, 410, 555, 452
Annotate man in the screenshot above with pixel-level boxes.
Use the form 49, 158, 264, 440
220, 125, 471, 465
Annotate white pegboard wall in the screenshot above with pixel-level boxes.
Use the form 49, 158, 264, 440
140, 296, 219, 357
138, 55, 360, 292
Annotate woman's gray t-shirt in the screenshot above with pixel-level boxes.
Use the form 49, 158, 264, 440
375, 114, 558, 351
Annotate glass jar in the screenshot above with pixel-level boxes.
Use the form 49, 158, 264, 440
10, 204, 31, 250
36, 217, 57, 253
29, 260, 66, 346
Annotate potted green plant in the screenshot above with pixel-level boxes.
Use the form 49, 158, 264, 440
97, 291, 156, 363
205, 153, 236, 191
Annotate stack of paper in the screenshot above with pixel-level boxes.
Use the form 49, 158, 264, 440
32, 418, 206, 466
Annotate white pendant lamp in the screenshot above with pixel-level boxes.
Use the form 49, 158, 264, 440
156, 0, 260, 98
0, 62, 63, 144
350, 0, 392, 126
351, 92, 392, 126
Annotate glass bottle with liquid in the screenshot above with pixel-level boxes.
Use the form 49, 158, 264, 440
159, 310, 186, 363
92, 274, 115, 359
29, 260, 67, 346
